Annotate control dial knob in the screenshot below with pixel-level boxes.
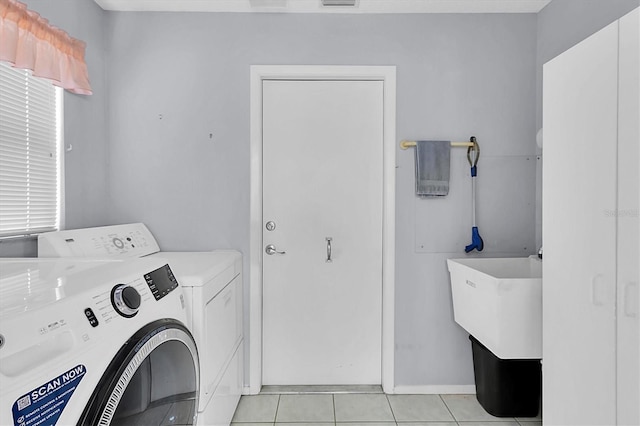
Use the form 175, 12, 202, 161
111, 284, 141, 317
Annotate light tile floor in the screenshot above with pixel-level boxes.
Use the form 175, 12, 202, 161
231, 393, 542, 426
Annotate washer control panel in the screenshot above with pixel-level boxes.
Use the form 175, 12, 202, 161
144, 264, 179, 301
89, 274, 154, 325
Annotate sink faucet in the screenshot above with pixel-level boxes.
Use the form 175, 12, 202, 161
537, 247, 543, 259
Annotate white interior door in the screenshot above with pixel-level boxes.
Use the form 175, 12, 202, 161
262, 79, 383, 385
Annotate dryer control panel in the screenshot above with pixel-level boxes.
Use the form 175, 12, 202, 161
38, 223, 160, 258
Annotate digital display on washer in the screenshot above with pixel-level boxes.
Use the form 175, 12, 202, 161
144, 264, 179, 300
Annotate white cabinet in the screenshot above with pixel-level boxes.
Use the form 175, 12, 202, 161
542, 7, 639, 426
616, 9, 640, 425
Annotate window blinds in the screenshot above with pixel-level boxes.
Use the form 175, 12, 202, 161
0, 62, 61, 238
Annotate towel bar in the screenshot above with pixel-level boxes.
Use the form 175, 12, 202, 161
400, 140, 475, 149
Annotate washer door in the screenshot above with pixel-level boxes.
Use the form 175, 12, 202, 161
78, 320, 199, 426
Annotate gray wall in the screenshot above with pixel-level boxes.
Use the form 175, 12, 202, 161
105, 11, 538, 387
0, 0, 109, 257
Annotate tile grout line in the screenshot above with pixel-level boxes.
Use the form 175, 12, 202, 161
273, 394, 281, 424
438, 394, 460, 425
384, 393, 399, 425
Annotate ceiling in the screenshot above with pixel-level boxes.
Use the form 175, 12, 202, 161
94, 0, 552, 13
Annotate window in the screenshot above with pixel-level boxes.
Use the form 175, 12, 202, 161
0, 62, 62, 238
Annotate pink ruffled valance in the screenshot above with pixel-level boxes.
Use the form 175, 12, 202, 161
0, 0, 92, 95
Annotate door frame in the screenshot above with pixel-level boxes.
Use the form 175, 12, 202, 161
249, 65, 396, 394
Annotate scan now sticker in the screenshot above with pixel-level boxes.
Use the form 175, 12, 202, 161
12, 364, 86, 426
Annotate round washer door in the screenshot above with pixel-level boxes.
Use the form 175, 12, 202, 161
78, 319, 199, 426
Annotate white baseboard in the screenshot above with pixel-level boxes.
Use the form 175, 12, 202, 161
392, 385, 476, 395
243, 385, 259, 395
243, 384, 476, 395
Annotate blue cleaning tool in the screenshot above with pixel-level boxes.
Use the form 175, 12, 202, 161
465, 137, 484, 253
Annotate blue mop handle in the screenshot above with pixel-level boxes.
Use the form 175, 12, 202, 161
471, 174, 477, 227
465, 137, 483, 252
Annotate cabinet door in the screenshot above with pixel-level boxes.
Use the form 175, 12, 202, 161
617, 8, 639, 425
542, 20, 619, 426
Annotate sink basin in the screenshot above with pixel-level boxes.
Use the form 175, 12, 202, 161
447, 257, 542, 359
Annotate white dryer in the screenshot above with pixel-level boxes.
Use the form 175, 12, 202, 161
0, 257, 199, 426
38, 224, 243, 426
156, 251, 243, 426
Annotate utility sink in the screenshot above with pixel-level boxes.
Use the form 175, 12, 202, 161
447, 257, 542, 359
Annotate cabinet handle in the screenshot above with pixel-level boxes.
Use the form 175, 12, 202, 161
326, 237, 332, 263
624, 282, 638, 317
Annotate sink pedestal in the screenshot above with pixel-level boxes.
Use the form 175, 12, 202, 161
470, 335, 541, 417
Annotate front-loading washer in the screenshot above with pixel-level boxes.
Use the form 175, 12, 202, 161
0, 257, 199, 426
38, 224, 243, 426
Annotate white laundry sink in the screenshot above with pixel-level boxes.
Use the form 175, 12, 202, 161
447, 257, 542, 359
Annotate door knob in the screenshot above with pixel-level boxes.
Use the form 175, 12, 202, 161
265, 244, 285, 255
